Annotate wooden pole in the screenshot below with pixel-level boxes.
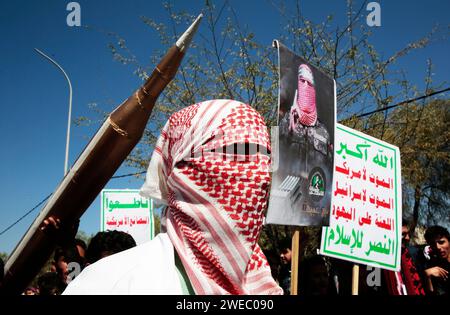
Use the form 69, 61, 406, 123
290, 229, 300, 295
352, 264, 359, 295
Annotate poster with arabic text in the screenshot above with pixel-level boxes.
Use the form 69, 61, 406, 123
101, 189, 154, 245
266, 40, 336, 226
320, 124, 402, 271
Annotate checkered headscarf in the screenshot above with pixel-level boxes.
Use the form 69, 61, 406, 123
289, 64, 317, 129
140, 100, 282, 295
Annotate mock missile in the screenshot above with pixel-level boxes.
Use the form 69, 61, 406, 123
1, 14, 203, 294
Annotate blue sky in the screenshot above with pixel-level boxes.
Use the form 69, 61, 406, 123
0, 0, 448, 255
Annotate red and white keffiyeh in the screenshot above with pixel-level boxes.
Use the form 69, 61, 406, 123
140, 100, 282, 295
289, 63, 317, 129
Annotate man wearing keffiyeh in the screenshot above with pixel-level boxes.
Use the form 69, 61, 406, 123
278, 64, 333, 225
282, 64, 332, 161
383, 222, 426, 295
63, 100, 282, 295
289, 64, 318, 129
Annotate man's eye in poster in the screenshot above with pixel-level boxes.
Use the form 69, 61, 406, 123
266, 40, 336, 227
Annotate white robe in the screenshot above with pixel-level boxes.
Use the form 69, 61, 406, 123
62, 233, 182, 295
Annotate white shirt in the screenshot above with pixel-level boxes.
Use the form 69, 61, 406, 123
62, 233, 182, 295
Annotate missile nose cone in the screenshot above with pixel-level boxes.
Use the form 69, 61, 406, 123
176, 13, 203, 52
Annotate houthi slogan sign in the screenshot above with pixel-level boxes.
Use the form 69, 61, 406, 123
320, 124, 402, 271
101, 189, 154, 245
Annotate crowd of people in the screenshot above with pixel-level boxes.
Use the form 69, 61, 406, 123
14, 230, 137, 295
8, 217, 445, 296
266, 220, 449, 296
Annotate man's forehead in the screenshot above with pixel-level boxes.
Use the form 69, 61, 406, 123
429, 236, 448, 246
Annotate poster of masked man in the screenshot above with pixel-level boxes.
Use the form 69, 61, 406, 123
266, 41, 336, 226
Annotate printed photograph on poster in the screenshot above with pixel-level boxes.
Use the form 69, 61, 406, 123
266, 41, 336, 226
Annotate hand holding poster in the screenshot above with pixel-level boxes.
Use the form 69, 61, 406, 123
320, 124, 402, 271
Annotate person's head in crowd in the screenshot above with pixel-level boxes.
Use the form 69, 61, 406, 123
85, 230, 136, 264
279, 239, 292, 266
23, 287, 38, 295
37, 272, 64, 295
75, 238, 87, 259
298, 255, 336, 296
402, 220, 411, 247
53, 243, 85, 284
425, 225, 450, 262
277, 238, 293, 295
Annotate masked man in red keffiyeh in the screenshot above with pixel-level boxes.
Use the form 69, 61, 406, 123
63, 100, 283, 295
289, 64, 318, 129
281, 64, 332, 162
276, 64, 333, 226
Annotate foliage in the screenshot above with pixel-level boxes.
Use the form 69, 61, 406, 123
357, 99, 450, 237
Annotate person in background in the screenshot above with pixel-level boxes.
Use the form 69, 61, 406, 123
423, 225, 450, 295
85, 230, 136, 265
23, 287, 38, 295
37, 272, 64, 295
383, 220, 426, 295
34, 216, 85, 292
75, 239, 87, 260
298, 255, 337, 296
53, 242, 86, 288
278, 239, 292, 295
